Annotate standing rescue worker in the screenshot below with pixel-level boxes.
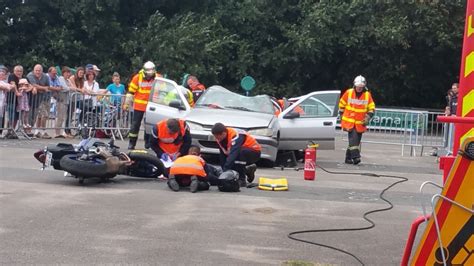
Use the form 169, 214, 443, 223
338, 75, 375, 165
150, 118, 192, 164
211, 122, 259, 187
124, 61, 161, 150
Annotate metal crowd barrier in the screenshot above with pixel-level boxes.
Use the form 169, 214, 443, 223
65, 92, 131, 140
2, 91, 452, 156
0, 90, 131, 141
0, 90, 18, 137
338, 108, 449, 156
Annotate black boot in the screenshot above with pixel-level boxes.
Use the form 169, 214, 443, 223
144, 133, 151, 149
344, 149, 353, 164
197, 181, 210, 191
128, 137, 137, 150
245, 164, 257, 183
234, 164, 247, 187
167, 175, 180, 192
189, 175, 199, 193
350, 148, 361, 165
353, 157, 361, 165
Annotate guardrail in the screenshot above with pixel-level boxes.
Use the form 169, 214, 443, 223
0, 90, 131, 140
338, 108, 448, 156
1, 92, 452, 156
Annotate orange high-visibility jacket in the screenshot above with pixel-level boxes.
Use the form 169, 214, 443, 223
339, 88, 375, 133
169, 155, 206, 177
128, 70, 161, 111
190, 83, 206, 94
217, 128, 261, 155
157, 119, 186, 155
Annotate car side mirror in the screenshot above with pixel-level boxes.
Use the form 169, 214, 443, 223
169, 100, 186, 111
283, 111, 300, 119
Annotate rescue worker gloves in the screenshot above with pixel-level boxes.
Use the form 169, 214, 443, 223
364, 114, 371, 125
161, 153, 178, 162
123, 93, 134, 111
338, 109, 344, 119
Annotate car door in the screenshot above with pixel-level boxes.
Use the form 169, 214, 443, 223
278, 90, 340, 150
144, 78, 191, 134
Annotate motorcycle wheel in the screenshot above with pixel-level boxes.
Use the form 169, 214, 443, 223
60, 154, 108, 178
127, 150, 164, 178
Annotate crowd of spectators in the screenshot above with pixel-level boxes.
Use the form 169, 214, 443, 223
0, 63, 126, 139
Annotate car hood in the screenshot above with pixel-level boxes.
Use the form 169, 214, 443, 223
186, 108, 274, 129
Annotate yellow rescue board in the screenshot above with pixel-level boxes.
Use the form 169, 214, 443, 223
258, 177, 288, 191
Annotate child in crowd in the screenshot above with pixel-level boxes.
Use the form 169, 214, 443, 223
106, 72, 125, 107
16, 78, 32, 129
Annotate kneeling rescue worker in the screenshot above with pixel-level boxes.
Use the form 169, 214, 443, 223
150, 118, 192, 164
168, 145, 219, 193
211, 123, 260, 187
338, 75, 376, 165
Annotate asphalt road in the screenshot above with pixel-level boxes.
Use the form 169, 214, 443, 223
0, 136, 443, 265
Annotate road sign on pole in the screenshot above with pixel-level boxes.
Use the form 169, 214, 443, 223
240, 76, 256, 96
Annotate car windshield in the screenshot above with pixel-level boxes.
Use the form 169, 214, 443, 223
195, 86, 274, 114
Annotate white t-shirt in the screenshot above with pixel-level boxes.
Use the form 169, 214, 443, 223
83, 80, 100, 106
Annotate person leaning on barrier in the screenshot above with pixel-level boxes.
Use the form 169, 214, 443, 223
105, 72, 125, 108
27, 64, 54, 139
83, 71, 103, 113
68, 67, 86, 123
0, 65, 23, 139
124, 61, 162, 150
0, 65, 15, 137
57, 66, 73, 138
338, 75, 376, 165
5, 65, 22, 138
16, 78, 32, 134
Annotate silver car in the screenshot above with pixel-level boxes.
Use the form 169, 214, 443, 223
145, 78, 340, 162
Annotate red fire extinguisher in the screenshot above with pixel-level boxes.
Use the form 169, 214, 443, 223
304, 143, 319, 181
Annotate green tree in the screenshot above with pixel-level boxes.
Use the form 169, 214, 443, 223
0, 0, 466, 108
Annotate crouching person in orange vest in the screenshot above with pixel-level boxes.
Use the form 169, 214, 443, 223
150, 118, 192, 169
211, 123, 260, 188
338, 75, 375, 165
168, 145, 220, 193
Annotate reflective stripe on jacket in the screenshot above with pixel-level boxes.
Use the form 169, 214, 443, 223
169, 155, 206, 177
217, 127, 261, 155
128, 71, 161, 111
339, 88, 375, 133
157, 119, 186, 154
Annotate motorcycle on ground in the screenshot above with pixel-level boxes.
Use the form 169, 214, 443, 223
34, 127, 164, 184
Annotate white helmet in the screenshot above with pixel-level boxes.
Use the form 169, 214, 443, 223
353, 75, 366, 87
143, 61, 156, 76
